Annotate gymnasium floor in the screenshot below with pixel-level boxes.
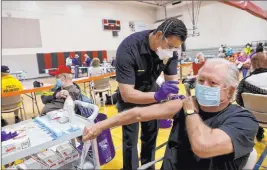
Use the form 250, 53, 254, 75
2, 77, 267, 169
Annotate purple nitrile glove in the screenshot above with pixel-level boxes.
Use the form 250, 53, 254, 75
170, 94, 186, 100
154, 81, 179, 102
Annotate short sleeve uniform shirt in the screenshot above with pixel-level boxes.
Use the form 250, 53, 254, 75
115, 30, 178, 109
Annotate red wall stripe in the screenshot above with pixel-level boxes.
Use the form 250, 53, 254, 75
92, 51, 98, 58
81, 51, 87, 64
102, 50, 107, 60
57, 52, 65, 67
44, 53, 52, 69
69, 52, 75, 58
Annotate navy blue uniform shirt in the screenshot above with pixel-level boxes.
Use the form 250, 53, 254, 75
115, 30, 178, 108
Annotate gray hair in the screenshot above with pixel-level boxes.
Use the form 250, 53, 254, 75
196, 52, 205, 58
199, 58, 239, 101
61, 73, 73, 80
200, 58, 239, 88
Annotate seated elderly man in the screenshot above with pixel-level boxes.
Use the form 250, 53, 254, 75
41, 65, 81, 115
83, 58, 258, 170
236, 52, 267, 141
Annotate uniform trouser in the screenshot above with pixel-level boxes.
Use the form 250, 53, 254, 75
74, 65, 79, 78
118, 105, 159, 170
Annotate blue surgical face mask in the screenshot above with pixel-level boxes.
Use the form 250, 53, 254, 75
195, 83, 221, 106
56, 79, 62, 88
194, 58, 199, 63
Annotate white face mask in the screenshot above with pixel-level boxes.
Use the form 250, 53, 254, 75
156, 47, 174, 60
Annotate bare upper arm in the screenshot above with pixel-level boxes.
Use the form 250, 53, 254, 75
118, 83, 135, 102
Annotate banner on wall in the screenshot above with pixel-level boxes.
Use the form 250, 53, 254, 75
36, 50, 107, 74
129, 21, 148, 32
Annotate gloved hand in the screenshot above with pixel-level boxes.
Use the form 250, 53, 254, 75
170, 94, 186, 100
154, 81, 179, 102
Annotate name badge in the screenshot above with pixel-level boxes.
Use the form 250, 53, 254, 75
163, 58, 169, 65
138, 70, 145, 72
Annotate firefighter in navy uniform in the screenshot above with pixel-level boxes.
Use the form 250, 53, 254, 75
115, 18, 187, 170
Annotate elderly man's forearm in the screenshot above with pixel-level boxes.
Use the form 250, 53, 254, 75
97, 108, 140, 131
186, 114, 213, 156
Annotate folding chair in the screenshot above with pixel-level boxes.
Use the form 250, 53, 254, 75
1, 95, 27, 121
91, 77, 113, 106
242, 93, 267, 169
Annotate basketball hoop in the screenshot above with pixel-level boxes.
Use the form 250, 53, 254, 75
185, 1, 201, 37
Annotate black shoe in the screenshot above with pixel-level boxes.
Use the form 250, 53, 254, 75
15, 116, 21, 124
256, 127, 265, 142
1, 119, 8, 127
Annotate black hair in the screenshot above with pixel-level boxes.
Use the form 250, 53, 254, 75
256, 43, 264, 53
181, 42, 186, 51
153, 17, 187, 42
246, 43, 251, 47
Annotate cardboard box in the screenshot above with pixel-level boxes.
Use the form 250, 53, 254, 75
2, 135, 31, 155
56, 143, 79, 164
35, 149, 65, 169
17, 157, 49, 170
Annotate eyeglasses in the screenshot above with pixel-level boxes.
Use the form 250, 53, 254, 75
164, 37, 181, 51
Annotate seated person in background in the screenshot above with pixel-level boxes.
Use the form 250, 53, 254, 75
183, 52, 205, 96
1, 65, 24, 126
83, 58, 258, 170
88, 58, 104, 102
83, 54, 91, 67
236, 52, 267, 142
181, 55, 192, 62
218, 52, 226, 58
102, 58, 108, 67
88, 58, 103, 77
236, 51, 251, 78
41, 65, 81, 115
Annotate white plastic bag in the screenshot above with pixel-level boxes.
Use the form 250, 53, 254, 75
79, 141, 93, 169
63, 96, 75, 123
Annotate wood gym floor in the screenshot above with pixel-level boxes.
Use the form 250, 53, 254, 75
2, 77, 267, 169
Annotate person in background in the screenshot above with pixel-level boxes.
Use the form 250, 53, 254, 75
102, 58, 108, 67
88, 58, 104, 103
84, 54, 91, 67
218, 44, 226, 53
41, 65, 81, 115
218, 52, 226, 58
236, 51, 251, 78
72, 54, 80, 66
236, 52, 267, 142
72, 54, 80, 78
192, 52, 205, 74
256, 43, 264, 53
183, 52, 206, 96
66, 55, 73, 69
182, 55, 192, 62
1, 65, 24, 126
88, 58, 103, 77
244, 43, 253, 55
111, 57, 116, 67
83, 58, 258, 170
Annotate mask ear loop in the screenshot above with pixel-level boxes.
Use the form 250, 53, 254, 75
161, 21, 174, 41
